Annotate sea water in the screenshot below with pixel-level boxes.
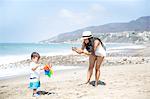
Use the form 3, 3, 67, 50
0, 43, 145, 65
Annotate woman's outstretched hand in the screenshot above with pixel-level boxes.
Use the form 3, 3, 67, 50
72, 47, 83, 54
72, 47, 91, 55
72, 47, 77, 51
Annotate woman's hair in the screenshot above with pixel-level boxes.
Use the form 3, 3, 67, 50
31, 52, 40, 60
84, 37, 106, 52
83, 37, 94, 52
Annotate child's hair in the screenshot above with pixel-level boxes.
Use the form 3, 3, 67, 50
31, 52, 40, 60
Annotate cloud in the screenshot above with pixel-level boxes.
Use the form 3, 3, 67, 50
59, 4, 109, 27
59, 9, 73, 18
90, 3, 106, 12
59, 8, 93, 26
89, 3, 110, 17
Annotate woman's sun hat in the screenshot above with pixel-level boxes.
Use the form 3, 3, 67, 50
81, 31, 93, 40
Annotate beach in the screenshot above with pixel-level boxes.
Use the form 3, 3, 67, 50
0, 63, 150, 99
0, 43, 150, 99
1, 0, 150, 98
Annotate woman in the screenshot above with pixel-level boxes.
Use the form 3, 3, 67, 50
72, 31, 106, 86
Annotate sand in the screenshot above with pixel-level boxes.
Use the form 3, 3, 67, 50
0, 63, 150, 99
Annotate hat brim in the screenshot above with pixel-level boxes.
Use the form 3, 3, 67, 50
80, 37, 91, 40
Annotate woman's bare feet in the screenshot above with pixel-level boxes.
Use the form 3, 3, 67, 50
84, 81, 90, 86
95, 81, 98, 87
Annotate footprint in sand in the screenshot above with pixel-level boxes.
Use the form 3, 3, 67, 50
0, 92, 6, 94
0, 85, 8, 88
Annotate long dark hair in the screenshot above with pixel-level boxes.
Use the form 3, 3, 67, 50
84, 37, 106, 52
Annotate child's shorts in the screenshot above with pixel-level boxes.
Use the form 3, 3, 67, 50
29, 78, 40, 89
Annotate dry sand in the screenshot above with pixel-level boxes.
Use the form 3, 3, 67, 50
0, 63, 150, 99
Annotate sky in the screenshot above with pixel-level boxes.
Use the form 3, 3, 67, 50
0, 0, 149, 43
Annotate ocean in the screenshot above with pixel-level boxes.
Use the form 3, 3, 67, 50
0, 43, 145, 79
0, 43, 145, 65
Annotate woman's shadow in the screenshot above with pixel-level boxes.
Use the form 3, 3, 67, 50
90, 80, 106, 86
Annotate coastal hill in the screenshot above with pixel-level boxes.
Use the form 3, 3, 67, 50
40, 16, 150, 43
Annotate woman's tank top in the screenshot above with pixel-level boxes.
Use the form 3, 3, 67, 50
85, 37, 106, 56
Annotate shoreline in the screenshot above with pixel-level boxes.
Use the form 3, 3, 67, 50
0, 66, 85, 82
0, 65, 83, 80
0, 43, 146, 65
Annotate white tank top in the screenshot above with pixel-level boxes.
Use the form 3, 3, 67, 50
95, 45, 106, 57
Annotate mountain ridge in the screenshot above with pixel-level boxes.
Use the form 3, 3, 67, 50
40, 16, 150, 43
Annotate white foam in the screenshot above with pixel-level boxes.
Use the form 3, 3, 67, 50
0, 65, 81, 79
0, 55, 30, 65
0, 67, 30, 79
0, 50, 73, 65
107, 45, 145, 50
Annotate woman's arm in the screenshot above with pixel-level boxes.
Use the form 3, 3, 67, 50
93, 40, 100, 52
72, 43, 85, 54
72, 43, 92, 55
83, 51, 91, 55
72, 47, 84, 54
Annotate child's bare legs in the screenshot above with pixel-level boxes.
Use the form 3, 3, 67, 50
86, 55, 96, 84
95, 56, 104, 86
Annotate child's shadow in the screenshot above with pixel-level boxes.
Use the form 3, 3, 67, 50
90, 80, 106, 86
37, 90, 56, 95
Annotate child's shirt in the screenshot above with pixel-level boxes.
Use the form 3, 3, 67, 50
30, 62, 42, 80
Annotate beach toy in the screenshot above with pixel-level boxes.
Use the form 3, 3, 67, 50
44, 64, 54, 78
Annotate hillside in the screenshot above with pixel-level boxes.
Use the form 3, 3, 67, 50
40, 16, 150, 43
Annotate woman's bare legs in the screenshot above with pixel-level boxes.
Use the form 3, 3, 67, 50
86, 55, 96, 84
95, 56, 104, 86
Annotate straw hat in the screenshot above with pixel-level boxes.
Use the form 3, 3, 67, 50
81, 31, 92, 40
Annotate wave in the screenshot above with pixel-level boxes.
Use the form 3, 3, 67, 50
0, 50, 73, 65
0, 65, 81, 80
